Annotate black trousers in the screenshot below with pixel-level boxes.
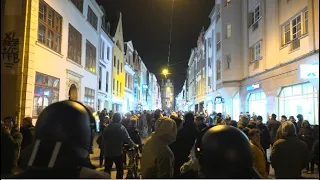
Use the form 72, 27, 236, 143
104, 155, 124, 179
99, 148, 104, 166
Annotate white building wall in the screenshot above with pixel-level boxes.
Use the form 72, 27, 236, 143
33, 0, 103, 116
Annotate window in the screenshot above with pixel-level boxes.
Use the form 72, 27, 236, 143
68, 24, 82, 64
70, 0, 83, 13
87, 6, 98, 30
292, 15, 301, 40
106, 71, 109, 92
120, 82, 122, 95
100, 39, 105, 60
107, 47, 110, 60
117, 80, 119, 95
117, 60, 120, 74
113, 56, 116, 67
304, 11, 308, 34
251, 41, 261, 61
216, 59, 221, 81
226, 55, 231, 70
38, 0, 62, 53
84, 87, 95, 109
85, 40, 97, 73
283, 23, 291, 44
113, 78, 115, 92
252, 5, 260, 25
225, 0, 231, 7
33, 72, 60, 117
120, 63, 123, 73
99, 66, 102, 90
216, 33, 221, 51
226, 24, 231, 38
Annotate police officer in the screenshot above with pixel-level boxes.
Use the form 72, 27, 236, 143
197, 125, 262, 178
13, 100, 110, 178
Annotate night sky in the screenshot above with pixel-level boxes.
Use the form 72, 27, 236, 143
97, 0, 215, 95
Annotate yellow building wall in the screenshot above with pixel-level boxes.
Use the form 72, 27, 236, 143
112, 14, 125, 101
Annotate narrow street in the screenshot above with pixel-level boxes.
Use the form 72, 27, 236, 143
90, 136, 319, 179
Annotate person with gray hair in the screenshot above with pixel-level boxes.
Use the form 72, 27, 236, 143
270, 121, 309, 178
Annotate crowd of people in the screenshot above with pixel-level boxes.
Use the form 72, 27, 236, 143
1, 100, 319, 179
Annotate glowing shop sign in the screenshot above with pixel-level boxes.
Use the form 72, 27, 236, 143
300, 64, 319, 79
246, 84, 260, 91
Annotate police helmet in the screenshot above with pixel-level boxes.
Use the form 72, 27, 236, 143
198, 125, 262, 178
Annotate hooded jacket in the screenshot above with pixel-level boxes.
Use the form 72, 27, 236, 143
141, 117, 177, 179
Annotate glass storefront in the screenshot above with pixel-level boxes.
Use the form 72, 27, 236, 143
232, 93, 240, 121
248, 91, 267, 123
279, 83, 318, 125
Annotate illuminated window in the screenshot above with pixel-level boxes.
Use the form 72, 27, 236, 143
68, 24, 82, 64
70, 0, 83, 13
85, 40, 97, 73
33, 72, 60, 117
38, 0, 62, 53
87, 6, 98, 30
84, 87, 95, 109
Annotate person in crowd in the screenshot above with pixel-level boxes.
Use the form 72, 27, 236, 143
248, 128, 268, 178
215, 113, 224, 125
99, 109, 107, 124
229, 120, 238, 128
224, 115, 231, 125
1, 116, 23, 178
13, 101, 110, 178
126, 115, 142, 145
270, 121, 309, 179
198, 126, 262, 178
289, 116, 300, 133
170, 113, 183, 131
256, 116, 271, 173
20, 117, 35, 150
237, 115, 249, 132
246, 112, 251, 120
195, 116, 207, 133
252, 112, 257, 121
151, 109, 161, 132
102, 112, 136, 179
298, 120, 315, 173
281, 115, 287, 124
247, 119, 258, 129
297, 114, 304, 129
267, 114, 281, 145
121, 112, 131, 130
146, 112, 152, 135
141, 117, 177, 178
169, 112, 198, 178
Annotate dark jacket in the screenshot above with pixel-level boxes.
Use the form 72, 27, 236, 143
257, 123, 271, 150
267, 119, 281, 144
102, 123, 135, 158
1, 127, 23, 175
20, 125, 35, 150
298, 127, 315, 151
121, 117, 130, 130
169, 122, 198, 178
196, 123, 208, 133
271, 136, 309, 179
292, 121, 300, 134
127, 127, 142, 145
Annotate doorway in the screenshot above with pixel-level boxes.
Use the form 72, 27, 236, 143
69, 84, 78, 101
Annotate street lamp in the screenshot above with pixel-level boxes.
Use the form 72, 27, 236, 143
162, 68, 169, 78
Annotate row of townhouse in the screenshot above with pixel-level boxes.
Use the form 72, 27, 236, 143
177, 0, 319, 124
1, 0, 161, 125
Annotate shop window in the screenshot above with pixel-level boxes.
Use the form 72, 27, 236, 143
248, 91, 267, 123
279, 83, 318, 125
33, 72, 60, 117
84, 87, 95, 109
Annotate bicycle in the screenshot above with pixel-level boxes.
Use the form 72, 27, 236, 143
124, 144, 141, 179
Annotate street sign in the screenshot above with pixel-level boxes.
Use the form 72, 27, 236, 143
300, 64, 319, 79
